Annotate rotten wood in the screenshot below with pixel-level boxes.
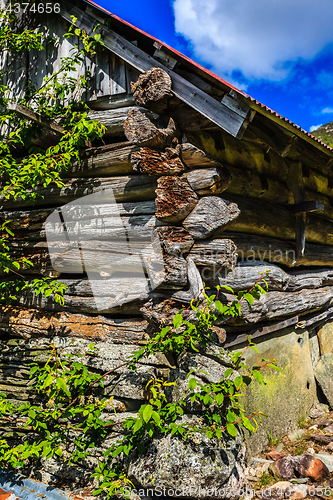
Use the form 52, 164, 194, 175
182, 197, 240, 240
131, 146, 185, 176
155, 176, 198, 223
124, 108, 178, 148
0, 306, 149, 342
130, 67, 173, 114
152, 226, 195, 255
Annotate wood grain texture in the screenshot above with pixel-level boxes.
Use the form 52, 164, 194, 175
124, 108, 178, 148
0, 306, 149, 342
223, 232, 333, 268
0, 175, 158, 209
181, 167, 230, 195
182, 197, 240, 239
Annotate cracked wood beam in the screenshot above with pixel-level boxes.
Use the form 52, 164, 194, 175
59, 4, 252, 139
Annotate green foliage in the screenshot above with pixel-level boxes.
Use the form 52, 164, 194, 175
0, 9, 107, 306
0, 273, 281, 498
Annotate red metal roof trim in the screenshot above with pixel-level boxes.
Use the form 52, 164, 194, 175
84, 0, 333, 152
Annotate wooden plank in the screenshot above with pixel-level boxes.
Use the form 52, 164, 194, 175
287, 201, 324, 214
59, 4, 252, 138
110, 52, 127, 95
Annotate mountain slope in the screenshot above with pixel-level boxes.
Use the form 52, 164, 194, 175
311, 122, 333, 147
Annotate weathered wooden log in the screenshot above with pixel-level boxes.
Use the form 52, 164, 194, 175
152, 227, 194, 255
155, 176, 198, 223
0, 175, 158, 209
124, 108, 178, 148
1, 201, 157, 236
188, 238, 237, 271
222, 194, 333, 247
0, 306, 149, 342
216, 262, 333, 292
86, 107, 140, 136
146, 253, 188, 290
131, 146, 185, 176
223, 232, 333, 268
180, 143, 222, 169
182, 197, 240, 239
130, 68, 173, 114
180, 144, 333, 222
181, 167, 230, 195
65, 142, 138, 178
232, 286, 333, 325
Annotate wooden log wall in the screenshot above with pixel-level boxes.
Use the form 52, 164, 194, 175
3, 67, 333, 346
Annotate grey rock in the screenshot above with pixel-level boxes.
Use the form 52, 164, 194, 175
309, 403, 330, 419
127, 415, 247, 499
287, 428, 305, 442
314, 354, 333, 406
315, 453, 333, 472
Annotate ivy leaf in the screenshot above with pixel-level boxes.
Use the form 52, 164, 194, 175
143, 404, 153, 423
173, 314, 183, 329
152, 411, 161, 426
133, 419, 143, 433
188, 378, 197, 390
226, 423, 238, 437
252, 370, 264, 384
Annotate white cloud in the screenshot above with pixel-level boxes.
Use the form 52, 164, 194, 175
310, 124, 323, 132
173, 0, 333, 81
322, 107, 333, 114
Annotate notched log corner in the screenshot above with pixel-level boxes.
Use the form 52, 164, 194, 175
131, 146, 185, 176
130, 67, 173, 114
155, 176, 198, 223
124, 108, 178, 149
182, 197, 240, 240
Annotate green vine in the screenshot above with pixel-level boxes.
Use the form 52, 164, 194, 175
0, 8, 106, 304
0, 276, 280, 497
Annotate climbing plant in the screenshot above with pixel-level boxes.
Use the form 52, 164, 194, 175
0, 6, 106, 304
0, 274, 281, 498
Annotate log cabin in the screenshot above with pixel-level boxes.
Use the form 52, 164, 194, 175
1, 0, 333, 465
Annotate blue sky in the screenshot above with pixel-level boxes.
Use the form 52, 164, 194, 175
95, 0, 333, 133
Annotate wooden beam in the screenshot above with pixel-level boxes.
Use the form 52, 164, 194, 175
287, 201, 324, 214
7, 103, 65, 136
59, 4, 252, 139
